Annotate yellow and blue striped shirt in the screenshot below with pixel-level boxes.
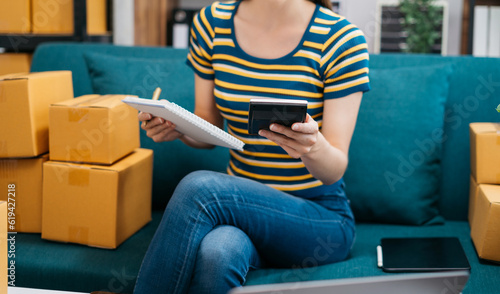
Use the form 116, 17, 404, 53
186, 1, 371, 198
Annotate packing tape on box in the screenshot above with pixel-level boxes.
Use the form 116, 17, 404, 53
68, 226, 89, 245
0, 159, 18, 178
68, 95, 114, 108
68, 108, 90, 123
78, 94, 114, 107
68, 169, 90, 186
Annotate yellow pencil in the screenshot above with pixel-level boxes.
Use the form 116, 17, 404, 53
152, 87, 162, 100
143, 87, 162, 127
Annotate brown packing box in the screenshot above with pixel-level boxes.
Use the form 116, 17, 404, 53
0, 0, 31, 33
0, 53, 33, 76
49, 94, 140, 165
0, 154, 49, 233
0, 71, 74, 158
0, 202, 6, 291
42, 148, 153, 249
32, 0, 107, 35
32, 0, 73, 34
470, 184, 500, 262
87, 0, 107, 35
470, 123, 500, 184
469, 176, 480, 227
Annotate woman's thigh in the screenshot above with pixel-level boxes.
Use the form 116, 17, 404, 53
168, 170, 355, 268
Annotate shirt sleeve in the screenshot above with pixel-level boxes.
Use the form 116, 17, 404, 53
321, 20, 371, 99
186, 6, 215, 80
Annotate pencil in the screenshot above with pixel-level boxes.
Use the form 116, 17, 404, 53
143, 87, 162, 127
152, 87, 162, 100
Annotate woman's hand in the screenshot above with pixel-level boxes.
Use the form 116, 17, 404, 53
139, 112, 184, 143
258, 114, 321, 159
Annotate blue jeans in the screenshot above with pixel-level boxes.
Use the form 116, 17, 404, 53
133, 171, 355, 294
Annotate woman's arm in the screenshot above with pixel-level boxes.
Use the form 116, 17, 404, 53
259, 92, 363, 185
140, 74, 223, 149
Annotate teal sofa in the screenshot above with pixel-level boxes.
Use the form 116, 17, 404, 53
14, 43, 499, 293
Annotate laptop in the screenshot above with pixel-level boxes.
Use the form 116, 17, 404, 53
228, 271, 470, 294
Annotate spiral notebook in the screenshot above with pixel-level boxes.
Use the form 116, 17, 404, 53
122, 96, 245, 151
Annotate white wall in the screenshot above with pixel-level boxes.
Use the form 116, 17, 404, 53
113, 0, 135, 46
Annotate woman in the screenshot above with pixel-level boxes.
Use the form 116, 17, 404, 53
134, 0, 370, 293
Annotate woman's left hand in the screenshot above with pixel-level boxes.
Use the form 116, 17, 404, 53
258, 114, 320, 159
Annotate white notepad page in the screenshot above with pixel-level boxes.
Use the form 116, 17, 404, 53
122, 96, 245, 151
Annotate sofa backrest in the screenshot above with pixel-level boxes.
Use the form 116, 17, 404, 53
369, 54, 500, 221
31, 43, 500, 221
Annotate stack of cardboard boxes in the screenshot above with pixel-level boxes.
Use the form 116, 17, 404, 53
0, 0, 107, 35
44, 94, 153, 249
0, 71, 74, 233
0, 0, 108, 76
469, 123, 500, 263
0, 71, 153, 249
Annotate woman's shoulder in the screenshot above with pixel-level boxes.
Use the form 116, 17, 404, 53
310, 6, 367, 53
195, 1, 239, 24
314, 6, 365, 38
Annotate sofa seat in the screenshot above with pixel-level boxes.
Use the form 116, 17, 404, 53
13, 211, 499, 293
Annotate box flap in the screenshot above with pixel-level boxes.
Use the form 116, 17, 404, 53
0, 71, 71, 82
51, 95, 130, 109
51, 95, 101, 107
0, 72, 27, 81
45, 149, 152, 172
470, 123, 500, 134
479, 185, 500, 204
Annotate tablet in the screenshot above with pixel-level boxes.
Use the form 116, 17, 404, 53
248, 98, 308, 135
378, 237, 471, 273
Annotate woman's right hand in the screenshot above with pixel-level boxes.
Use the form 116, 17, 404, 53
139, 112, 184, 143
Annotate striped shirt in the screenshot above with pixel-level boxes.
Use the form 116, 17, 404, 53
186, 0, 371, 198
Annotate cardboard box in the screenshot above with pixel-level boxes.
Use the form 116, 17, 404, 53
469, 176, 480, 227
32, 0, 107, 35
32, 0, 73, 34
0, 71, 74, 158
470, 123, 500, 184
87, 0, 107, 35
0, 53, 33, 76
0, 0, 31, 33
49, 95, 140, 165
42, 148, 153, 249
0, 202, 6, 291
470, 184, 500, 262
0, 154, 49, 233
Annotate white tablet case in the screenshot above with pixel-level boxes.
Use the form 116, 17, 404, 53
122, 96, 245, 151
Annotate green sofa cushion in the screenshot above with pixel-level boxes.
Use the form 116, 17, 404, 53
83, 52, 230, 209
84, 52, 193, 102
368, 55, 500, 221
344, 64, 453, 225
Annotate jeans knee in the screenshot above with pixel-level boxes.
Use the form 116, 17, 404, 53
169, 171, 224, 207
196, 226, 255, 273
